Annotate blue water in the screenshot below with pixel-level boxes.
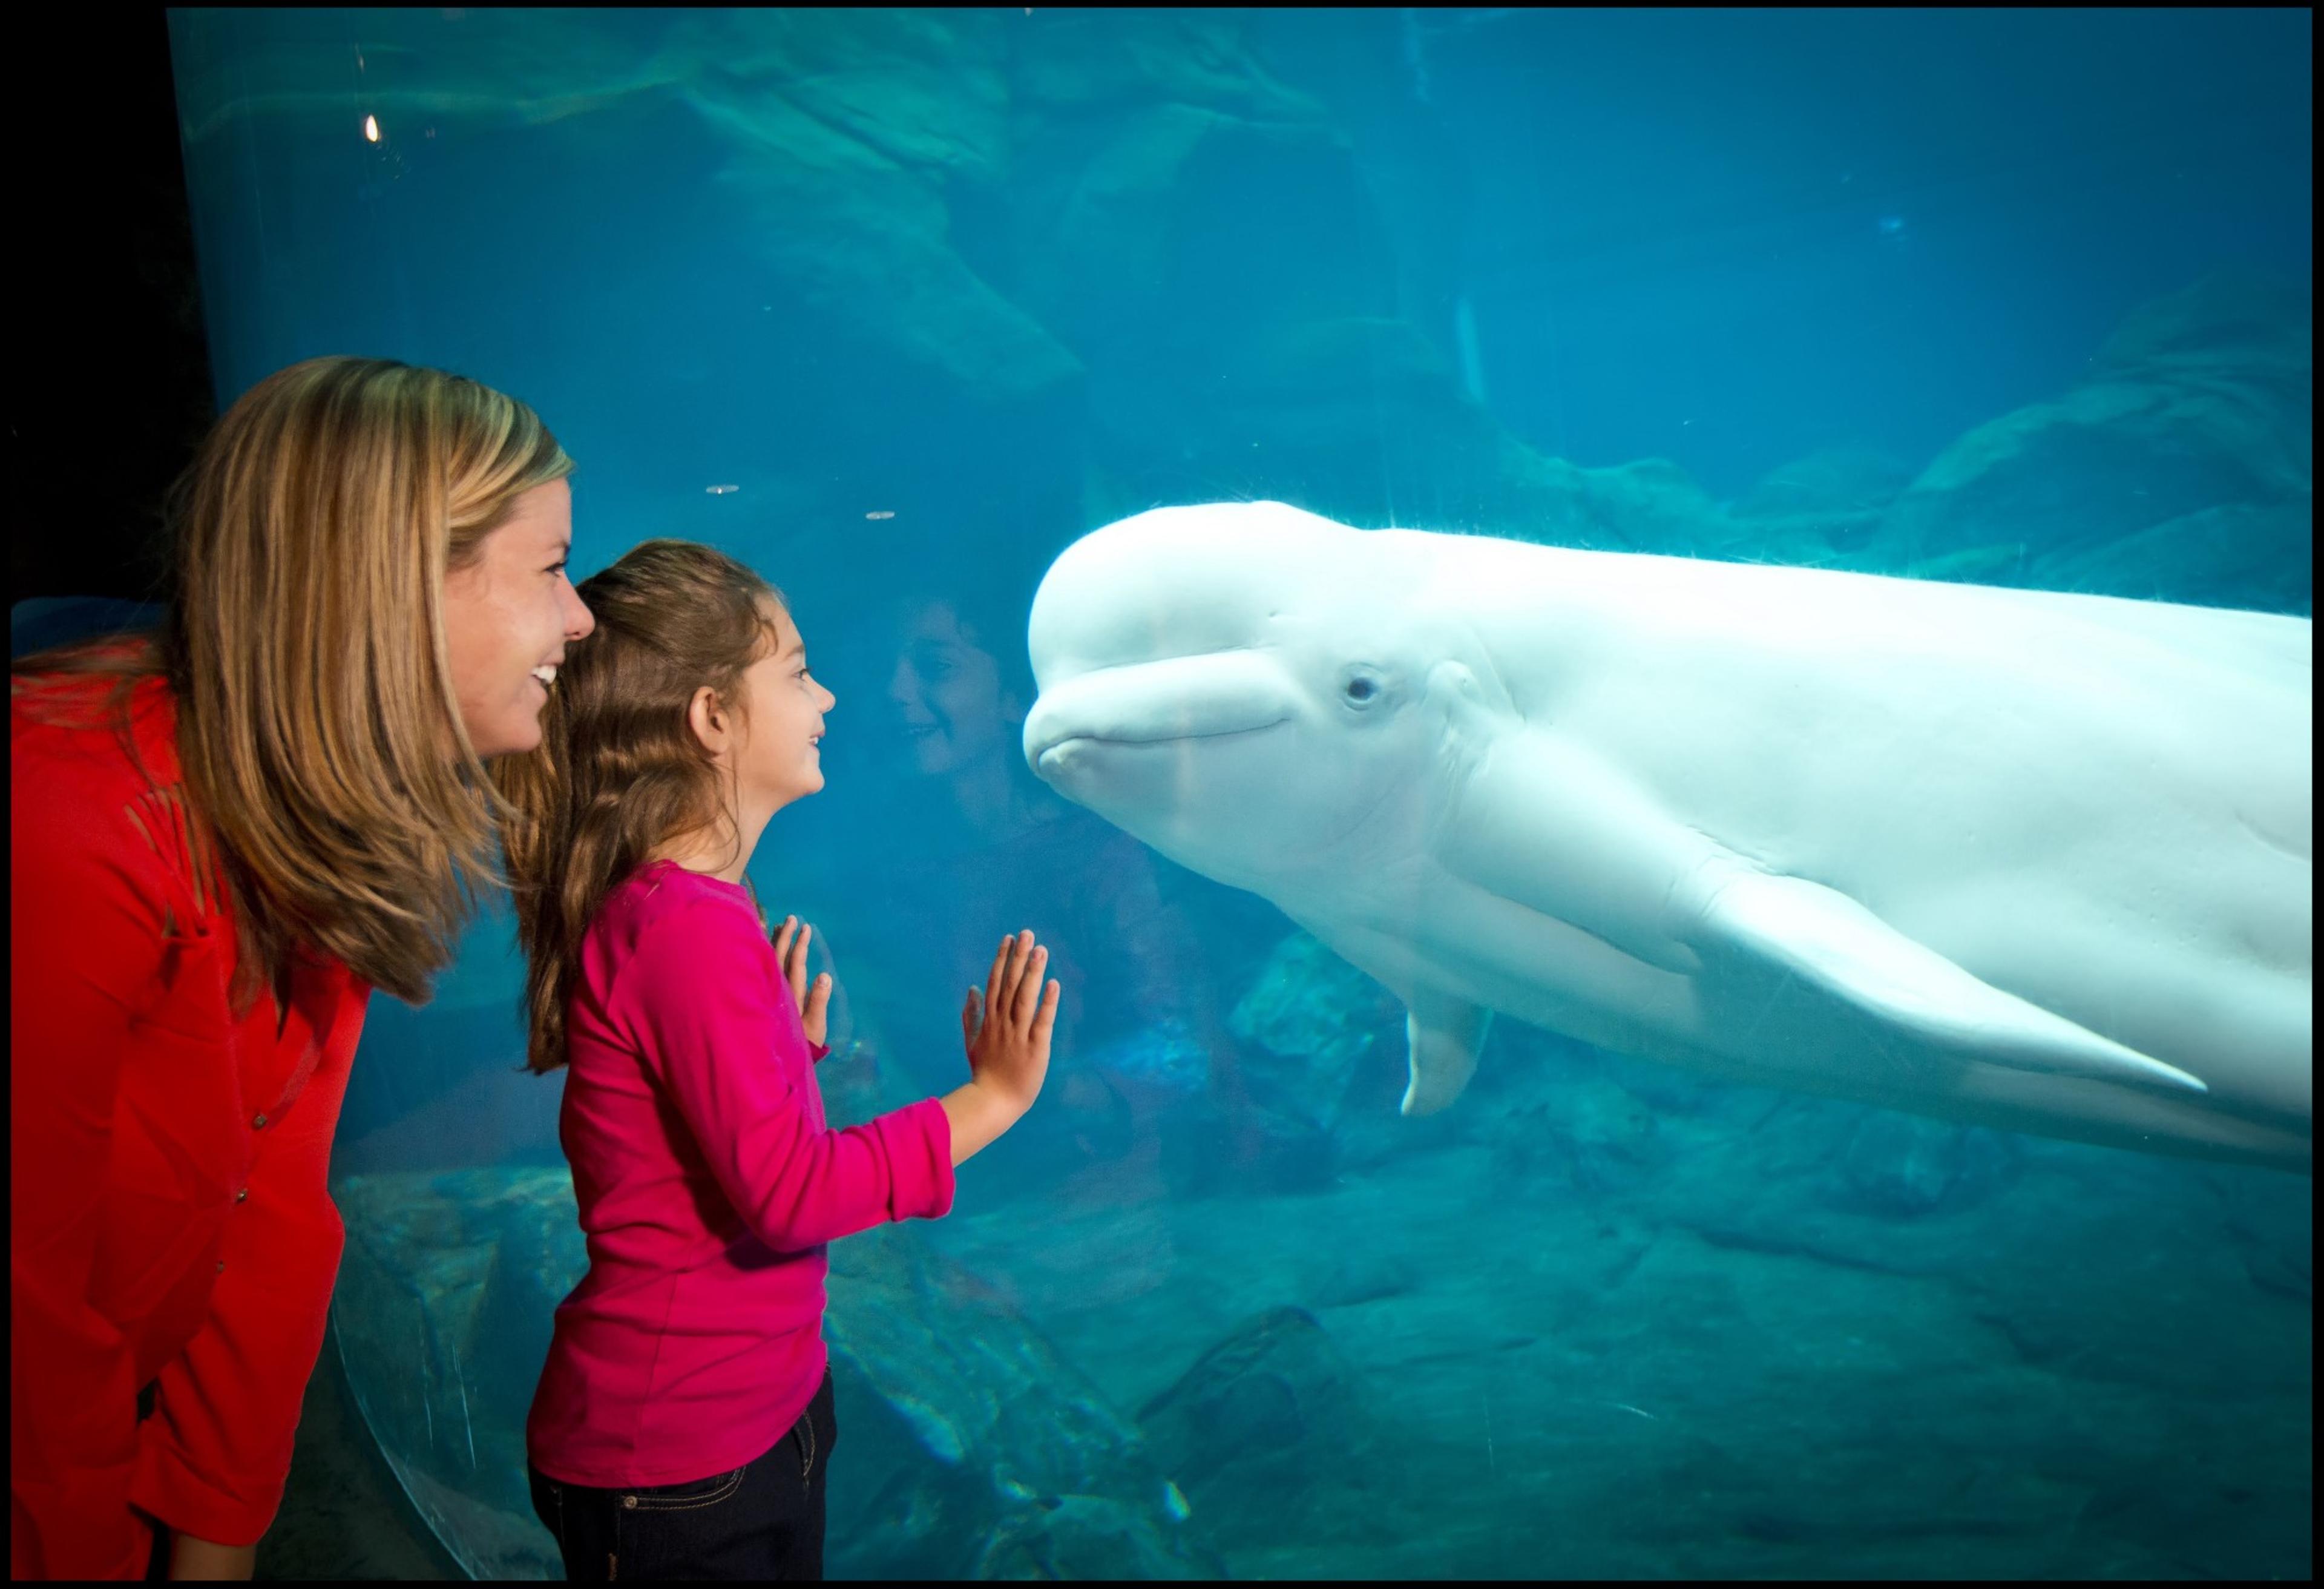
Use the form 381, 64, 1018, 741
166, 8, 2309, 1579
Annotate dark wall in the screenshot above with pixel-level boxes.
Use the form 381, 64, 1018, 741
10, 8, 215, 609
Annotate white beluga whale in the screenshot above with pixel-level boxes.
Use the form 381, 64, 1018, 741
1022, 502, 2312, 1170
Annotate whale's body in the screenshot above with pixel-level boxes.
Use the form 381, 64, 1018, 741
1022, 502, 2313, 1170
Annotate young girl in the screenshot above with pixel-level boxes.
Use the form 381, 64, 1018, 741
498, 539, 1057, 1581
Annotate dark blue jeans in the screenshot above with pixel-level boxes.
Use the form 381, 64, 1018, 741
528, 1370, 835, 1581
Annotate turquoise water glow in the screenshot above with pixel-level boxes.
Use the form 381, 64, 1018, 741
168, 9, 2309, 1579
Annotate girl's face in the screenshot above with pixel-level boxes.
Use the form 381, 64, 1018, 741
887, 599, 1018, 777
442, 479, 596, 757
732, 603, 838, 813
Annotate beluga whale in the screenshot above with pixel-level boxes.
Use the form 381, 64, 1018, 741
1022, 502, 2312, 1170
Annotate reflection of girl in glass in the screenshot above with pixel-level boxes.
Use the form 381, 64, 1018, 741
837, 574, 1258, 1206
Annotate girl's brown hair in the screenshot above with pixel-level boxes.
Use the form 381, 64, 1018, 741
13, 355, 573, 1009
497, 539, 782, 1073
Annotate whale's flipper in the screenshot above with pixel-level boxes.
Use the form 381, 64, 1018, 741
1698, 872, 2207, 1094
1429, 706, 2206, 1097
1401, 987, 1494, 1116
1428, 679, 1724, 976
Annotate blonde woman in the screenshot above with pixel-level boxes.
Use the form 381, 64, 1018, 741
10, 357, 595, 1581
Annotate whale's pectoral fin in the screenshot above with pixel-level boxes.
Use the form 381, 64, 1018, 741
1427, 711, 1718, 976
1401, 987, 1494, 1117
1699, 871, 2207, 1094
1424, 705, 2205, 1097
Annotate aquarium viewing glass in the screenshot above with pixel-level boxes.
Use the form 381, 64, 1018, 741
165, 8, 2309, 1579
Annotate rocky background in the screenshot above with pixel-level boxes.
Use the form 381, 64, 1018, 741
166, 9, 2310, 618
149, 8, 2313, 1581
330, 1005, 2309, 1579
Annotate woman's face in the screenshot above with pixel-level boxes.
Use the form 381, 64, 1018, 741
887, 600, 1018, 777
732, 603, 838, 812
442, 479, 596, 758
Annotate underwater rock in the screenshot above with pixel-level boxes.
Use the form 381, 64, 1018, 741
1561, 1068, 1673, 1166
1008, 18, 1346, 352
1229, 931, 1403, 1133
465, 1177, 591, 1433
684, 8, 1015, 182
1727, 446, 1915, 558
1878, 273, 2312, 606
1485, 1074, 1669, 1196
2093, 270, 2314, 386
1828, 1114, 2020, 1219
2213, 1162, 2314, 1301
174, 8, 1080, 424
1022, 107, 1420, 522
1640, 1098, 2308, 1397
970, 1493, 1213, 1580
1181, 316, 1509, 521
332, 1169, 1218, 1581
1654, 1095, 2038, 1274
1496, 446, 1728, 556
1135, 1306, 1376, 1533
175, 7, 1739, 554
1938, 1150, 2315, 1397
1734, 445, 1915, 522
1307, 1248, 1420, 1311
329, 1170, 571, 1579
1000, 15, 1401, 518
1006, 33, 1728, 544
808, 1037, 892, 1131
824, 1223, 1221, 1578
1011, 10, 1320, 122
1586, 1044, 1755, 1119
1018, 107, 1366, 358
168, 8, 692, 142
2032, 499, 2312, 614
1084, 1016, 1213, 1097
1216, 930, 1484, 1182
689, 73, 1082, 409
1158, 1096, 1341, 1200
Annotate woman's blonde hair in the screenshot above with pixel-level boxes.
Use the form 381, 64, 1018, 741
13, 355, 573, 1009
497, 539, 782, 1073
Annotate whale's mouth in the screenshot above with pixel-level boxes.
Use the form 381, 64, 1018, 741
1029, 716, 1290, 777
1022, 649, 1301, 777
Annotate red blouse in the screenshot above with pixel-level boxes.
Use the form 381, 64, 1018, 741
10, 671, 370, 1579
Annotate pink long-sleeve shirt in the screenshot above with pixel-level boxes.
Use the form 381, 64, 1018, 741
526, 861, 954, 1488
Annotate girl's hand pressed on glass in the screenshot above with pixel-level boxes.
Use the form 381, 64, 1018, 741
960, 929, 1059, 1114
772, 914, 833, 1049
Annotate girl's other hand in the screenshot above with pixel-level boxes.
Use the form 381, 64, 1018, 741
942, 929, 1060, 1165
772, 915, 833, 1048
960, 929, 1059, 1113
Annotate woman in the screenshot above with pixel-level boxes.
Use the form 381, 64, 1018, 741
10, 356, 595, 1580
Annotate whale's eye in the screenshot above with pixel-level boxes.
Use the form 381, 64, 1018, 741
1344, 673, 1379, 703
